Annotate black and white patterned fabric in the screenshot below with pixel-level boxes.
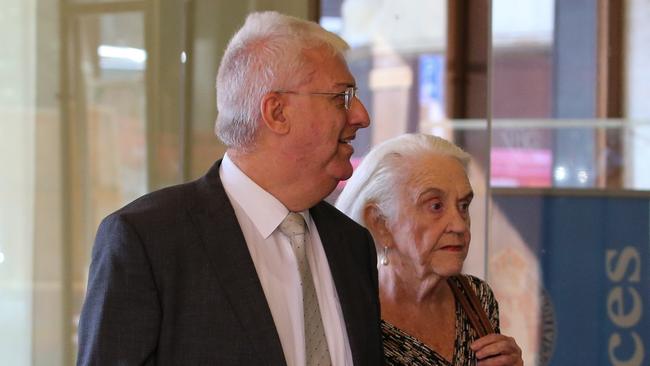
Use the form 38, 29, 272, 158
382, 275, 500, 366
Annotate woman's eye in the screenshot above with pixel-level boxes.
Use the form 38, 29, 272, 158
430, 202, 443, 212
459, 201, 471, 213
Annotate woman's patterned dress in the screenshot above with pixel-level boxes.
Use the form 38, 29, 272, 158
383, 275, 501, 366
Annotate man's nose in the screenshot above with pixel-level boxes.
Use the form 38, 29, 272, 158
347, 96, 371, 128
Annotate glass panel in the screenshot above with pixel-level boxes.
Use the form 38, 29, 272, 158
320, 0, 449, 188
1, 0, 63, 364
490, 1, 650, 366
68, 9, 147, 354
321, 0, 490, 276
2, 0, 306, 364
0, 0, 37, 363
491, 0, 556, 188
187, 0, 230, 179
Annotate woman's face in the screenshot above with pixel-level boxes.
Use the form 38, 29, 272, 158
385, 154, 473, 282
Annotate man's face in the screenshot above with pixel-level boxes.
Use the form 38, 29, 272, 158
281, 48, 371, 191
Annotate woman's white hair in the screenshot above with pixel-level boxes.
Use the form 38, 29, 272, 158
215, 11, 349, 149
335, 133, 471, 227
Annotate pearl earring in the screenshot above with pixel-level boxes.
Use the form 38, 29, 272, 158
381, 246, 389, 266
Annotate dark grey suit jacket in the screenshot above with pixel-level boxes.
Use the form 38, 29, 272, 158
77, 160, 383, 365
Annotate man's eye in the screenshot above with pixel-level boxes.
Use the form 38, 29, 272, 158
334, 95, 347, 108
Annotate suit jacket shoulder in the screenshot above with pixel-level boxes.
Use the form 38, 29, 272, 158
78, 160, 287, 365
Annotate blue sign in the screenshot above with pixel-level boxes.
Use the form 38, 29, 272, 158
418, 54, 445, 121
492, 192, 650, 366
418, 54, 444, 103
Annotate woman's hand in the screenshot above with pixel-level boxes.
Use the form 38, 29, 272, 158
470, 333, 523, 366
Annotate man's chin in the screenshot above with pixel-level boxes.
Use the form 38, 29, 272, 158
332, 162, 354, 182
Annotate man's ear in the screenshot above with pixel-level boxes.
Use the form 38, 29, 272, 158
363, 204, 394, 248
260, 92, 289, 135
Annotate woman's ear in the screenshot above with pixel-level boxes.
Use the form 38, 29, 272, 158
363, 204, 394, 248
260, 92, 289, 134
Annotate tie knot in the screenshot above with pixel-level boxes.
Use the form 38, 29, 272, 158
279, 212, 306, 238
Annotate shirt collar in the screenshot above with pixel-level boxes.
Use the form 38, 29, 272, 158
220, 153, 311, 238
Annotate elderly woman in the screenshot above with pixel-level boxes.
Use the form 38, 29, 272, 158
336, 134, 523, 365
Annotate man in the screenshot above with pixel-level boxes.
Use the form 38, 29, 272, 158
77, 11, 383, 366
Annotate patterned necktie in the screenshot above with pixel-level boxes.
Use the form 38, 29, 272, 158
279, 212, 331, 366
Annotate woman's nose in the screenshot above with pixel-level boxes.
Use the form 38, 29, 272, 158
446, 209, 469, 233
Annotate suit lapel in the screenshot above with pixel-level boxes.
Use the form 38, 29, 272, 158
310, 203, 368, 366
191, 160, 286, 365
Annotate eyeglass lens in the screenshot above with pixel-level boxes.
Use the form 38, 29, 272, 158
345, 87, 356, 110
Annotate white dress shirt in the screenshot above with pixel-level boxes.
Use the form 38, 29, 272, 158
219, 153, 353, 366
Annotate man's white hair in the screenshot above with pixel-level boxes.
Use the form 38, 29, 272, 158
215, 11, 349, 149
335, 133, 471, 227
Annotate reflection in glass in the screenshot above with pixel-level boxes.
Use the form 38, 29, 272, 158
322, 0, 447, 155
69, 10, 148, 356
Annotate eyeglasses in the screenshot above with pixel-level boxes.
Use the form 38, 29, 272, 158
275, 86, 358, 110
